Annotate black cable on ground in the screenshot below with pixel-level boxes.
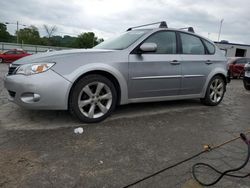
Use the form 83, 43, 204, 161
122, 132, 250, 188
192, 133, 250, 186
123, 150, 206, 188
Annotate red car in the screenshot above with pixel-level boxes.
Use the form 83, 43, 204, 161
0, 49, 31, 63
228, 57, 250, 78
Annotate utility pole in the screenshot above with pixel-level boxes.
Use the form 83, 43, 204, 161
17, 21, 19, 43
218, 19, 224, 42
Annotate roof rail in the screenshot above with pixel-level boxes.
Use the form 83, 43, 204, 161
179, 27, 195, 33
127, 21, 168, 31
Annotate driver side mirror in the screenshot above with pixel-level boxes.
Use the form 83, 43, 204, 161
139, 43, 157, 53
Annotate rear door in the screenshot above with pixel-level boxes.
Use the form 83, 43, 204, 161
178, 32, 215, 95
128, 31, 182, 99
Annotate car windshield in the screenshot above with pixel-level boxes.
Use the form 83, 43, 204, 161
94, 30, 149, 50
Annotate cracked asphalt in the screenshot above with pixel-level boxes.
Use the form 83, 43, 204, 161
0, 63, 250, 188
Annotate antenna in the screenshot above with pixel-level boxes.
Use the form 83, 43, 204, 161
127, 21, 168, 31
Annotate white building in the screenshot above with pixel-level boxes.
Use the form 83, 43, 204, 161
215, 41, 250, 58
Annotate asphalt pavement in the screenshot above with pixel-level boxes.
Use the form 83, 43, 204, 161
0, 63, 250, 188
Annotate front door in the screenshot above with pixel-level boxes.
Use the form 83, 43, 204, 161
128, 31, 182, 99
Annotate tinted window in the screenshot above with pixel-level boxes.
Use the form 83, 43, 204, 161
203, 40, 215, 54
180, 33, 205, 54
143, 31, 176, 54
236, 59, 248, 64
94, 30, 148, 50
16, 51, 24, 54
5, 51, 16, 54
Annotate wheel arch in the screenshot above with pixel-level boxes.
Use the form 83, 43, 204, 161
201, 69, 227, 97
67, 66, 128, 109
213, 73, 227, 85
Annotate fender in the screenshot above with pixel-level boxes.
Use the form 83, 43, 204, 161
64, 63, 129, 105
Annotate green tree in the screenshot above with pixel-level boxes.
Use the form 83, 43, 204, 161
0, 23, 11, 42
74, 32, 99, 48
18, 25, 41, 44
60, 35, 77, 47
97, 38, 104, 44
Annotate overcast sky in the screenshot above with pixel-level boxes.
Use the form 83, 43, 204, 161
1, 0, 250, 44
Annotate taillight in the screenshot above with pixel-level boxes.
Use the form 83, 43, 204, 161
244, 63, 250, 71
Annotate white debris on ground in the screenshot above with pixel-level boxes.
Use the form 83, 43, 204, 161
99, 160, 104, 164
74, 127, 84, 134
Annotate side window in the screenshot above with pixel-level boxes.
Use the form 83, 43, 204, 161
143, 31, 177, 54
180, 33, 205, 54
203, 40, 215, 54
16, 51, 24, 54
5, 51, 16, 54
236, 59, 247, 64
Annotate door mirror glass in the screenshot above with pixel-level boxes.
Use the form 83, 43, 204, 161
140, 43, 157, 52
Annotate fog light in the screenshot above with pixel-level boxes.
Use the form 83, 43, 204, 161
20, 93, 40, 103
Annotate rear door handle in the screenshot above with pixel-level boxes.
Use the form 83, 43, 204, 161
205, 60, 213, 65
170, 60, 180, 65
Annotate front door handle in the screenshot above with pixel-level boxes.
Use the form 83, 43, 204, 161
205, 60, 213, 65
170, 60, 180, 65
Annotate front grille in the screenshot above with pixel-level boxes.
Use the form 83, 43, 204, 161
8, 64, 19, 75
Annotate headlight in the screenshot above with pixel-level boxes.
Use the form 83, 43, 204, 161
16, 63, 55, 75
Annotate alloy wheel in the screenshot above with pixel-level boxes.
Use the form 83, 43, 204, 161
78, 82, 112, 119
209, 78, 224, 103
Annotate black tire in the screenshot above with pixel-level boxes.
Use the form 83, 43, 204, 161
243, 79, 250, 90
200, 75, 226, 106
69, 74, 117, 123
0, 58, 3, 63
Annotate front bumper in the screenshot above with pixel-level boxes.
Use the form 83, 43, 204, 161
244, 75, 250, 85
4, 70, 72, 110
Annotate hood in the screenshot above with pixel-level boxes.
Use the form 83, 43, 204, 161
12, 48, 116, 65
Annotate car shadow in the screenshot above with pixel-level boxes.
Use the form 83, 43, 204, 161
0, 99, 203, 130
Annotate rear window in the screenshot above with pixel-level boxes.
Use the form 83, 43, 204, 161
180, 33, 205, 54
203, 40, 215, 54
236, 59, 249, 64
5, 51, 16, 54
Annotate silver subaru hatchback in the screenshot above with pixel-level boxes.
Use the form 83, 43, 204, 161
4, 21, 228, 123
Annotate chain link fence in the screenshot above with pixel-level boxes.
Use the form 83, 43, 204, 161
0, 42, 72, 54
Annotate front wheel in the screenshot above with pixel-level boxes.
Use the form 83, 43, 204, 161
69, 74, 117, 123
201, 76, 226, 106
0, 58, 3, 63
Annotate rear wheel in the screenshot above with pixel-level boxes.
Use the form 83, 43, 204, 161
201, 76, 226, 106
244, 79, 250, 90
69, 74, 117, 123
